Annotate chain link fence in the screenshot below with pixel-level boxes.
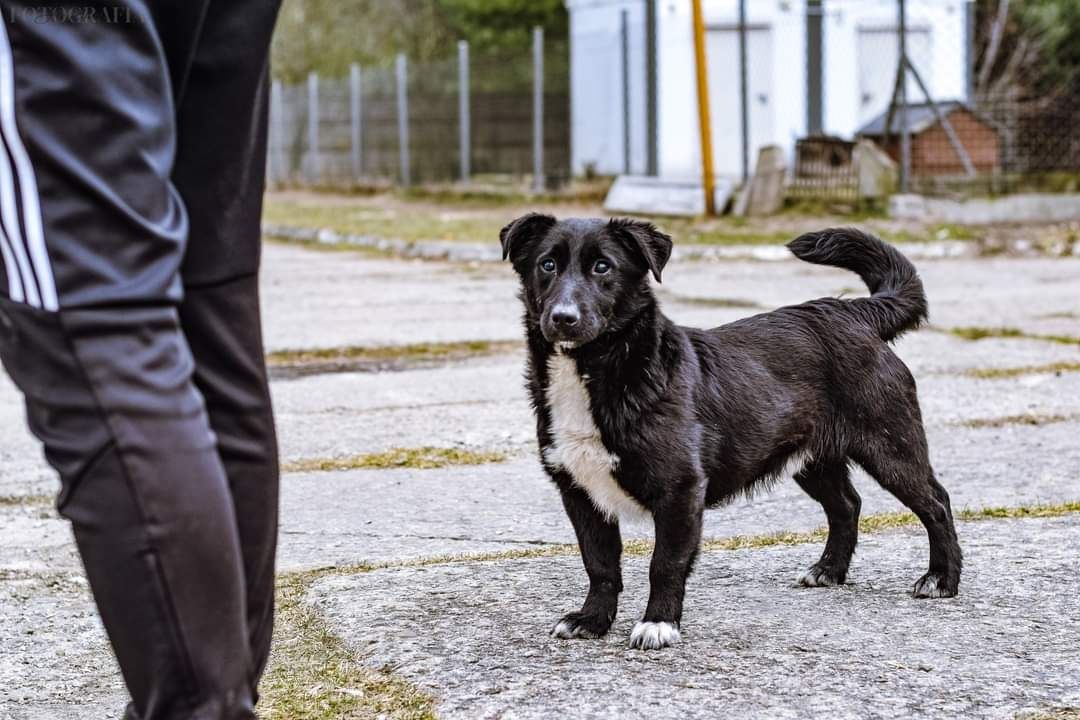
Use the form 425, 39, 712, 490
845, 0, 1080, 196
268, 32, 569, 189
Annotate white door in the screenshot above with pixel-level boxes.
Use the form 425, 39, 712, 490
856, 26, 932, 128
706, 27, 773, 178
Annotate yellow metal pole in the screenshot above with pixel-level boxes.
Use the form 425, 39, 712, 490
691, 0, 716, 215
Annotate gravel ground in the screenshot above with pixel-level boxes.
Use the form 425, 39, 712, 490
0, 241, 1077, 717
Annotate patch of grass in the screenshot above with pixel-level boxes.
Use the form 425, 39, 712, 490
264, 234, 396, 258
260, 572, 436, 720
944, 326, 1080, 346
663, 294, 764, 309
965, 362, 1080, 379
264, 199, 505, 245
946, 326, 1027, 341
780, 198, 887, 220
959, 413, 1073, 429
929, 223, 979, 241
267, 340, 520, 368
1016, 707, 1080, 720
0, 494, 51, 508
283, 447, 507, 473
671, 224, 794, 246
958, 501, 1080, 520
265, 197, 805, 249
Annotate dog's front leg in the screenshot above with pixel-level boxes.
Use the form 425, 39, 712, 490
630, 482, 705, 650
550, 478, 623, 640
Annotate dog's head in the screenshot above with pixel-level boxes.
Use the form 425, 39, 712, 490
499, 214, 672, 348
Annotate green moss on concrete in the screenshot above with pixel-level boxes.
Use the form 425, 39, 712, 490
283, 447, 507, 473
966, 362, 1080, 379
663, 294, 764, 309
261, 572, 436, 720
960, 413, 1073, 429
267, 340, 520, 368
946, 326, 1080, 346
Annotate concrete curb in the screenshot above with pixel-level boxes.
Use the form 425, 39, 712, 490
891, 192, 1080, 225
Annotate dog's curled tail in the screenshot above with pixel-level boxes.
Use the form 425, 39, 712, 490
787, 227, 928, 341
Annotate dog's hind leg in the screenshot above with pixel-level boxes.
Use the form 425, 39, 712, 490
853, 436, 962, 598
550, 478, 624, 640
794, 458, 861, 587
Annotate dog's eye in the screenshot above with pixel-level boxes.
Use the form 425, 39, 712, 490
593, 259, 611, 274
540, 258, 557, 273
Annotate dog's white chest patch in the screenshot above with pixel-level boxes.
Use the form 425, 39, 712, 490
542, 353, 649, 522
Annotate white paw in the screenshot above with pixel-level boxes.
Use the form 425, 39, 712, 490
797, 564, 843, 587
628, 621, 680, 650
913, 572, 956, 599
551, 620, 578, 639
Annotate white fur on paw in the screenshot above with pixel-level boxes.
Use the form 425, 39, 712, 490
628, 621, 680, 650
913, 574, 950, 598
551, 620, 579, 639
797, 565, 841, 587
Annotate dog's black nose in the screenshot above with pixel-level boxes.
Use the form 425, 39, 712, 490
551, 305, 580, 327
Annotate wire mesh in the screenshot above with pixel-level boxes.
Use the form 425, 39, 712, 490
268, 38, 570, 188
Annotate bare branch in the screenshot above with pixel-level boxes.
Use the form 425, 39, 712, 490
977, 0, 1011, 94
986, 36, 1032, 102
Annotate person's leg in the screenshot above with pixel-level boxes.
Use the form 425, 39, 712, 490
164, 0, 283, 686
0, 2, 256, 716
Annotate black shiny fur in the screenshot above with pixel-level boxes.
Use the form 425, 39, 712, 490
500, 216, 963, 648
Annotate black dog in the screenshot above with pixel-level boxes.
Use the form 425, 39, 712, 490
500, 215, 962, 650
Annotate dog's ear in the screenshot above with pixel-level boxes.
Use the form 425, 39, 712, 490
607, 218, 673, 282
499, 213, 557, 263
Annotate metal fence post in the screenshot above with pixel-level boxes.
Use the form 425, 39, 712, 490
270, 79, 283, 184
458, 40, 471, 183
532, 26, 545, 193
350, 63, 363, 181
738, 0, 749, 183
806, 0, 823, 136
645, 0, 658, 176
621, 9, 631, 175
306, 71, 319, 184
964, 0, 976, 101
396, 53, 411, 186
898, 0, 911, 192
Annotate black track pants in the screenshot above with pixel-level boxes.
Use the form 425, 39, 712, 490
0, 2, 282, 718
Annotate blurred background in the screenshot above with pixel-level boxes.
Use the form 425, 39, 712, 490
266, 0, 1080, 201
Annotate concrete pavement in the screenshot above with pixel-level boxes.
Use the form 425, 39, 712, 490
1, 240, 1078, 718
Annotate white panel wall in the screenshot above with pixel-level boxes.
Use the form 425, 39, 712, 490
567, 0, 969, 180
567, 0, 649, 176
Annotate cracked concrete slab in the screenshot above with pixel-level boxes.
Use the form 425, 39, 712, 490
257, 242, 1079, 353
266, 346, 1080, 469
276, 411, 1080, 572
1, 241, 1078, 717
310, 515, 1080, 720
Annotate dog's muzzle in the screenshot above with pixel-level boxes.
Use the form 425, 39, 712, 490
541, 303, 597, 346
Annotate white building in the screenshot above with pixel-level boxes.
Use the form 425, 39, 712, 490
566, 0, 971, 179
